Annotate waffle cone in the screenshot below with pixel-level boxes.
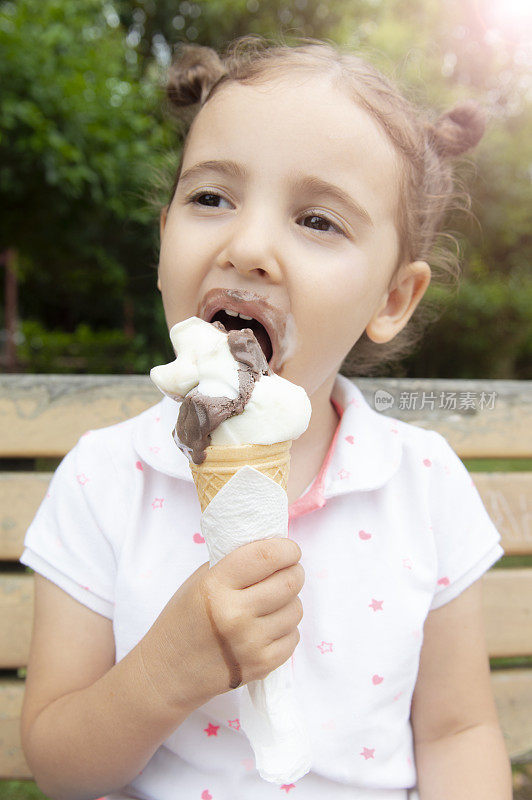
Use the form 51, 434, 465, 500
189, 440, 292, 513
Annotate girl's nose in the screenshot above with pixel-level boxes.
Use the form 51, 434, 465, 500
216, 208, 284, 284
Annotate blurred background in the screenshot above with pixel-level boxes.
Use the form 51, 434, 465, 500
1, 0, 531, 380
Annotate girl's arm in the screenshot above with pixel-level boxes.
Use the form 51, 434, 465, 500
410, 578, 512, 799
20, 574, 196, 800
21, 538, 304, 800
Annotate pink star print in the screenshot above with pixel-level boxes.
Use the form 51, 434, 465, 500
337, 468, 350, 480
402, 558, 413, 570
201, 791, 212, 800
361, 747, 375, 760
204, 723, 219, 737
317, 641, 333, 653
437, 576, 450, 586
228, 718, 240, 730
369, 599, 383, 612
151, 498, 164, 510
281, 785, 296, 793
76, 473, 89, 486
149, 445, 160, 453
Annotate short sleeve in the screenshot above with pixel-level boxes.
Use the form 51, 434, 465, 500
426, 431, 504, 610
20, 434, 121, 619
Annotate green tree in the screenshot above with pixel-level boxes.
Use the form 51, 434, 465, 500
114, 0, 350, 71
335, 0, 532, 283
0, 0, 170, 335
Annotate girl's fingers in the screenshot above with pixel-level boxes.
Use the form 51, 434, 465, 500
262, 628, 301, 672
243, 562, 305, 616
214, 538, 302, 591
254, 596, 304, 644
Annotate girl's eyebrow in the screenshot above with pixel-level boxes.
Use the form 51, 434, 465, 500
179, 159, 374, 228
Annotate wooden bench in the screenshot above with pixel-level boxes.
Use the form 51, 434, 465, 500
1, 374, 531, 780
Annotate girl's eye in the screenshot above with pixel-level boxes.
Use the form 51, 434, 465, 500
300, 213, 342, 235
189, 191, 231, 208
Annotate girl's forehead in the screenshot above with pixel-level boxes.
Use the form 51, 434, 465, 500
184, 75, 401, 219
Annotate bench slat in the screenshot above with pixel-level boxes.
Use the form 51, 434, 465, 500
1, 668, 531, 778
1, 375, 530, 458
359, 378, 532, 458
472, 473, 532, 555
3, 472, 531, 560
0, 575, 33, 669
0, 679, 31, 780
0, 473, 51, 560
483, 569, 532, 659
2, 569, 531, 669
0, 375, 160, 458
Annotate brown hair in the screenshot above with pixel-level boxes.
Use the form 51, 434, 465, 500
163, 34, 486, 376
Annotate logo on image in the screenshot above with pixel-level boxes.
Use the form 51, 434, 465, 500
374, 390, 395, 411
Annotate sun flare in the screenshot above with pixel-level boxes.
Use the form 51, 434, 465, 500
482, 0, 532, 35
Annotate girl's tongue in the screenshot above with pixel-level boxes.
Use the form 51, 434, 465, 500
210, 310, 273, 363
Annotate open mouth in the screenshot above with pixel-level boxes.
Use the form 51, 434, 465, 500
209, 309, 273, 363
199, 289, 288, 369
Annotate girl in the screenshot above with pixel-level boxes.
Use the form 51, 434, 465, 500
20, 35, 512, 800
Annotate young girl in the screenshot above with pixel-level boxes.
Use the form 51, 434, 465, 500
20, 35, 512, 800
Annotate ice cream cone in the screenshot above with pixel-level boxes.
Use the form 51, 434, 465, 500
189, 440, 292, 513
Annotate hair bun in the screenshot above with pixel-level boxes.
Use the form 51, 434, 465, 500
166, 43, 226, 108
428, 100, 486, 158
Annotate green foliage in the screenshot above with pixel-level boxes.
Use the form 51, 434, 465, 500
114, 0, 348, 68
0, 0, 172, 331
336, 0, 532, 285
17, 319, 170, 374
400, 272, 532, 378
0, 781, 49, 800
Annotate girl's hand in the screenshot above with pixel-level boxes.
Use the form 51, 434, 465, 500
139, 538, 304, 711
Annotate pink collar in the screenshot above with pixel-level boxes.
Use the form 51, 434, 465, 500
288, 397, 344, 521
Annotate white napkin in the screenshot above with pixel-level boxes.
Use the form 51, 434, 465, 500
200, 466, 312, 784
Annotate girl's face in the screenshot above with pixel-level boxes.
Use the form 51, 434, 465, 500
158, 72, 430, 398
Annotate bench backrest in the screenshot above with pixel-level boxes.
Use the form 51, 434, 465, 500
1, 375, 531, 778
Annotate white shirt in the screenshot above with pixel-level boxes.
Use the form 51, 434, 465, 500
21, 374, 504, 800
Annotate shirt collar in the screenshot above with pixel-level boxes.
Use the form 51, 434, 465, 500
132, 374, 403, 505
287, 374, 403, 519
132, 394, 191, 479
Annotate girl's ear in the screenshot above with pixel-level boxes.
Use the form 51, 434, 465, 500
157, 206, 169, 293
366, 261, 431, 344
